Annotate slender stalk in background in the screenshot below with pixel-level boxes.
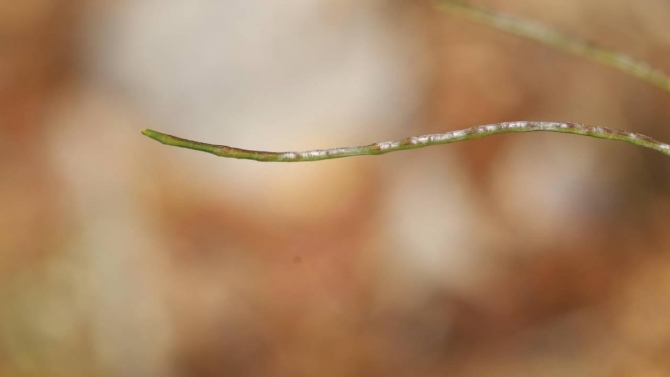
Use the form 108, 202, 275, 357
142, 122, 670, 162
437, 0, 670, 93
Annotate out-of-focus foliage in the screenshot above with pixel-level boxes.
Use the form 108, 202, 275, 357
2, 0, 670, 376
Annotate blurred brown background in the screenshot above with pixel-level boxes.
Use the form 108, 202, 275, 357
2, 0, 670, 376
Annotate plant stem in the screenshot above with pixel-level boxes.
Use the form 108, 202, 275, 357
437, 0, 670, 93
142, 122, 670, 162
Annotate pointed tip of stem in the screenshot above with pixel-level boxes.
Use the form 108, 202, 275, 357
141, 129, 155, 137
141, 129, 164, 143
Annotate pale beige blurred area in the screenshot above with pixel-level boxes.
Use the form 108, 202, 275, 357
2, 0, 670, 376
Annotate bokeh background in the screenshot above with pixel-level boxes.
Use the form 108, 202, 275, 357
2, 0, 670, 376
